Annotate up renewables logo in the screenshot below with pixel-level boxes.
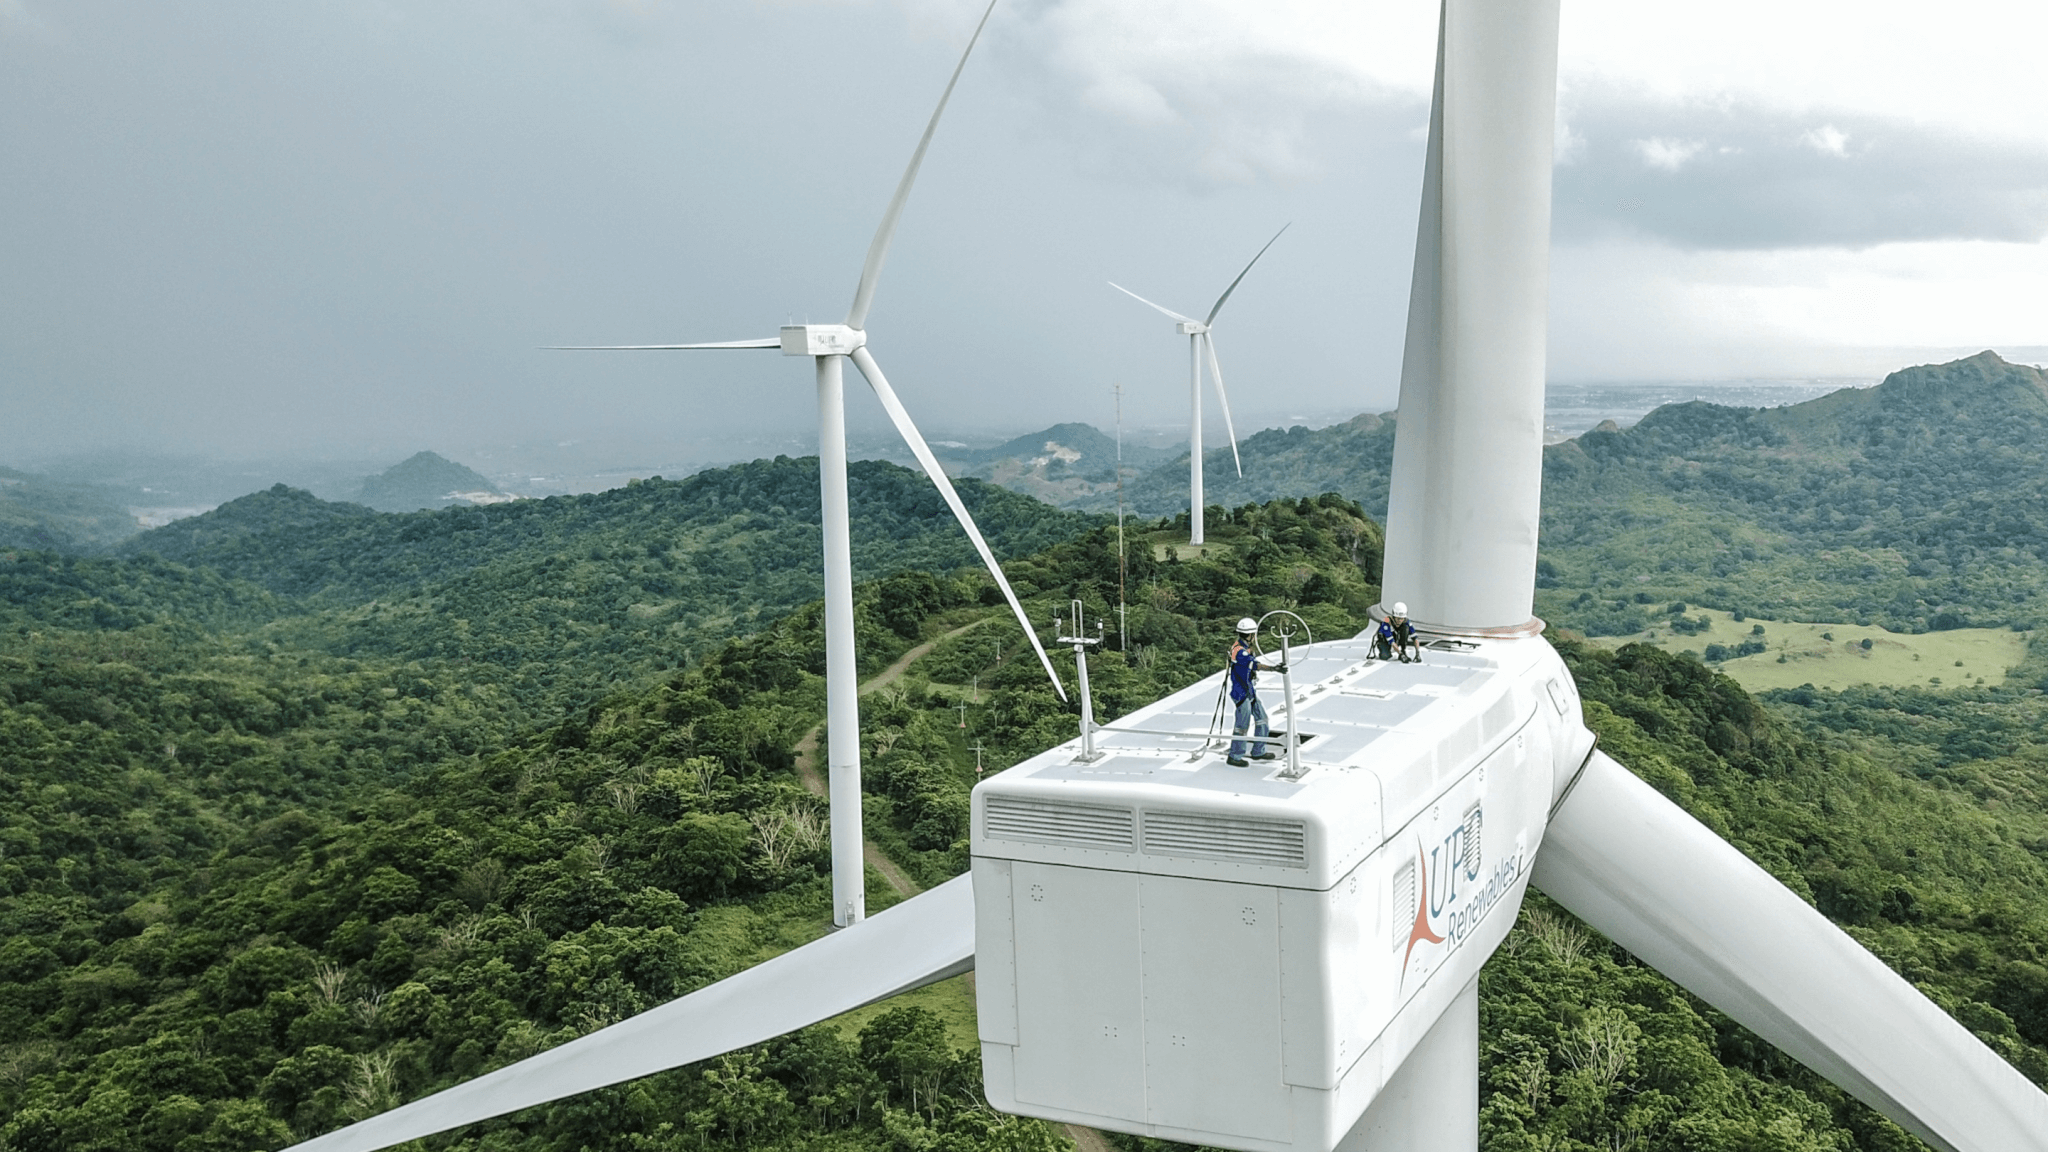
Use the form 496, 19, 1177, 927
1395, 802, 1524, 987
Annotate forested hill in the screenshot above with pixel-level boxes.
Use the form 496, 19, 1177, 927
92, 457, 1098, 712
126, 458, 1090, 604
1116, 411, 1395, 518
354, 451, 500, 513
1538, 351, 2048, 630
1107, 353, 2048, 633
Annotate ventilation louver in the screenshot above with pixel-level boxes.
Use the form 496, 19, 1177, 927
983, 796, 1135, 852
1392, 859, 1418, 951
1141, 810, 1309, 869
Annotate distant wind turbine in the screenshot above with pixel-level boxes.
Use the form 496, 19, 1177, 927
547, 0, 1063, 934
1110, 225, 1287, 545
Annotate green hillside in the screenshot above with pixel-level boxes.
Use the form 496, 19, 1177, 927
116, 458, 1099, 715
1539, 351, 2048, 635
1109, 353, 2048, 644
1118, 411, 1396, 520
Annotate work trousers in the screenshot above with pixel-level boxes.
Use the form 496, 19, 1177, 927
1229, 696, 1270, 758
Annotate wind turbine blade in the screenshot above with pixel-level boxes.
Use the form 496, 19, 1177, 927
1203, 223, 1289, 326
544, 339, 781, 350
1108, 282, 1197, 325
1534, 751, 2048, 1152
844, 0, 998, 331
1202, 333, 1243, 478
283, 876, 975, 1152
848, 346, 1069, 703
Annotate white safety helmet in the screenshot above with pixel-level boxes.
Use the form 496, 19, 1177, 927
1391, 602, 1408, 617
1235, 617, 1258, 634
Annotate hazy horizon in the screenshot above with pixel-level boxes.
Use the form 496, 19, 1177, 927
4, 375, 1942, 517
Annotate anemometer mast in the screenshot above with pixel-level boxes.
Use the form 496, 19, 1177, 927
1056, 600, 1105, 762
1262, 611, 1307, 782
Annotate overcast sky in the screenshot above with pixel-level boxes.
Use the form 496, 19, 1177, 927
4, 0, 2045, 469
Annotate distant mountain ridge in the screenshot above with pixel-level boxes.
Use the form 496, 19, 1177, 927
1536, 350, 2048, 630
937, 422, 1178, 509
118, 456, 1100, 705
1051, 351, 2048, 632
1116, 411, 1396, 518
0, 466, 142, 552
354, 450, 504, 512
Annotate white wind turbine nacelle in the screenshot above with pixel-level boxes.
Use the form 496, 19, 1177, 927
287, 1, 2048, 1150
1110, 224, 1286, 547
545, 0, 1066, 937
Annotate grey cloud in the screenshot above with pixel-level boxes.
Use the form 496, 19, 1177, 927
1554, 92, 2048, 249
0, 1, 1426, 466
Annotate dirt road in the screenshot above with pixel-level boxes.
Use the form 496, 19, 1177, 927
790, 617, 993, 896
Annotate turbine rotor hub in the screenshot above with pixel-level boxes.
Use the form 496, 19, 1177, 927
780, 324, 867, 357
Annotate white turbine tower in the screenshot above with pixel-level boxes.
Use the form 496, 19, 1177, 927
548, 0, 1064, 935
1111, 224, 1287, 546
288, 3, 2048, 1151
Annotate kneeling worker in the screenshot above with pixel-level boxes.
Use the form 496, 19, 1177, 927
1375, 602, 1422, 663
1226, 617, 1285, 767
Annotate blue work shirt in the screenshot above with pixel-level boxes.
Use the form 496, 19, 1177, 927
1378, 619, 1416, 646
1228, 640, 1260, 703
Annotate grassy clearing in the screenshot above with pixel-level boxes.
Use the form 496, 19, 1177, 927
1149, 538, 1229, 562
828, 972, 981, 1052
1581, 607, 2031, 692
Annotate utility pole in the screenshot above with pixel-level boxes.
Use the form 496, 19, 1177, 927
1116, 384, 1128, 651
972, 741, 985, 776
957, 697, 967, 730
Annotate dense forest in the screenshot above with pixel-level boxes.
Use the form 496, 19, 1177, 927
3, 445, 2047, 1151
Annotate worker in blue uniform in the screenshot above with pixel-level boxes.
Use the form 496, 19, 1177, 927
1226, 617, 1284, 767
1374, 601, 1421, 663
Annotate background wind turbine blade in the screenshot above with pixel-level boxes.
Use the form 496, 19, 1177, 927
849, 346, 1069, 703
1107, 282, 1196, 325
1535, 751, 2048, 1152
844, 0, 997, 331
1202, 333, 1243, 478
543, 339, 781, 350
285, 877, 974, 1152
1203, 223, 1289, 326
